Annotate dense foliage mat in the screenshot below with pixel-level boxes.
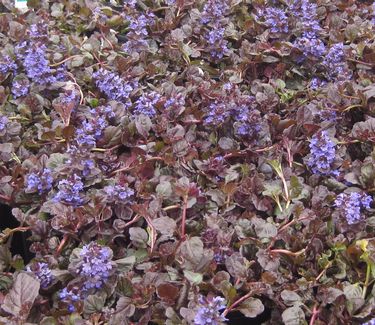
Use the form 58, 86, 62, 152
0, 0, 375, 324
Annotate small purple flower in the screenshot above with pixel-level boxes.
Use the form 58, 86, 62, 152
307, 131, 338, 176
206, 28, 229, 59
103, 184, 134, 203
124, 0, 137, 7
59, 287, 82, 312
322, 43, 350, 81
363, 319, 375, 325
164, 93, 186, 110
82, 159, 95, 177
127, 13, 155, 37
12, 78, 30, 98
29, 22, 48, 39
334, 192, 373, 224
0, 115, 8, 133
201, 0, 230, 25
55, 64, 68, 81
0, 55, 17, 75
26, 262, 54, 288
194, 296, 228, 325
133, 91, 161, 117
294, 37, 326, 58
204, 101, 229, 126
22, 44, 56, 85
263, 7, 289, 33
78, 242, 113, 291
310, 77, 327, 90
93, 68, 137, 106
26, 168, 53, 194
54, 174, 84, 207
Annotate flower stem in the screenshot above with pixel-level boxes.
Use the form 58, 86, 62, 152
362, 263, 371, 299
222, 291, 252, 317
180, 194, 188, 240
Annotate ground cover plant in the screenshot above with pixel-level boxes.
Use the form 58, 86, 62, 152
0, 0, 374, 324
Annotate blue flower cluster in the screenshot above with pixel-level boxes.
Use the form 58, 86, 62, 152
334, 192, 372, 224
78, 242, 113, 291
29, 22, 48, 39
122, 12, 155, 54
59, 287, 82, 313
310, 77, 327, 90
194, 296, 227, 325
26, 262, 54, 288
322, 43, 348, 81
201, 0, 230, 58
206, 28, 229, 59
234, 105, 261, 138
82, 159, 95, 177
292, 0, 326, 58
201, 0, 229, 25
12, 78, 30, 98
26, 168, 53, 194
263, 7, 289, 33
93, 68, 137, 107
74, 106, 114, 149
54, 174, 84, 206
204, 101, 229, 126
363, 319, 375, 325
164, 93, 186, 110
0, 55, 17, 75
103, 184, 134, 203
307, 131, 338, 176
133, 91, 161, 117
20, 44, 56, 85
75, 119, 105, 148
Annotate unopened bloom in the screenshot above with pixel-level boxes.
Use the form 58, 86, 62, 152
194, 296, 228, 325
78, 242, 114, 291
307, 131, 337, 176
26, 262, 54, 288
334, 192, 372, 224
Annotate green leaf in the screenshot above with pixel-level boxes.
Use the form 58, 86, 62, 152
281, 290, 302, 306
83, 294, 106, 315
40, 317, 58, 325
262, 180, 283, 198
344, 284, 365, 314
238, 297, 264, 318
2, 272, 40, 319
129, 227, 149, 248
183, 270, 203, 285
115, 255, 136, 272
290, 176, 302, 199
281, 306, 306, 325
